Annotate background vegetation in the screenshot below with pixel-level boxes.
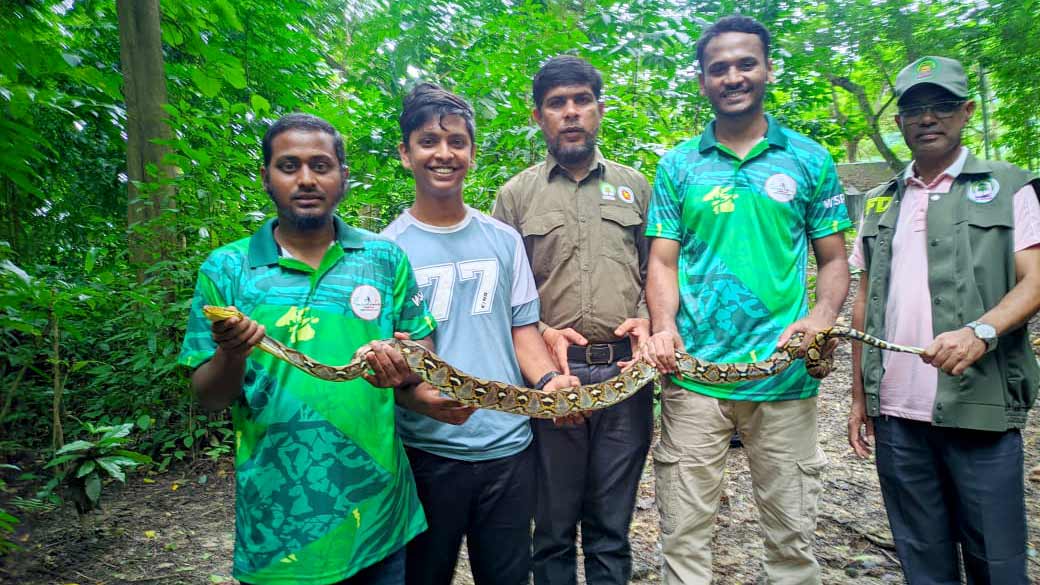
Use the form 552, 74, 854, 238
1, 0, 1037, 532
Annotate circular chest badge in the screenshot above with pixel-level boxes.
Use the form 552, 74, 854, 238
350, 285, 382, 320
618, 185, 635, 203
764, 173, 797, 203
967, 178, 999, 204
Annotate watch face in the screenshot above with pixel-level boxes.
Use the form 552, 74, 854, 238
974, 323, 997, 340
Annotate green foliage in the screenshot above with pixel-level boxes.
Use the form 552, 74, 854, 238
44, 422, 152, 515
0, 0, 1036, 480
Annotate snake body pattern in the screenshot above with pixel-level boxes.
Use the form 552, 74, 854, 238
203, 305, 924, 419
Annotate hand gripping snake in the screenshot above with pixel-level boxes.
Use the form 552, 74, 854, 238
202, 305, 924, 419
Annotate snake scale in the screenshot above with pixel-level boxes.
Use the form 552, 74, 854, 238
202, 305, 924, 419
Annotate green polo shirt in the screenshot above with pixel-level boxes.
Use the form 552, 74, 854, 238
647, 115, 851, 401
179, 217, 435, 584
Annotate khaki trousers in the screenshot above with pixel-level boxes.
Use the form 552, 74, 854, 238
653, 382, 827, 585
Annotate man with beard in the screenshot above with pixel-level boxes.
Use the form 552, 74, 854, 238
848, 56, 1040, 584
492, 55, 654, 585
180, 113, 453, 585
641, 16, 851, 584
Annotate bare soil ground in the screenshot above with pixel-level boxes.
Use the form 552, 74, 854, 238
3, 285, 1039, 585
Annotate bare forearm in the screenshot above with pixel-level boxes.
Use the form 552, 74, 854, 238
513, 324, 559, 384
192, 349, 248, 411
850, 274, 868, 401
811, 247, 850, 323
979, 279, 1040, 335
647, 243, 680, 335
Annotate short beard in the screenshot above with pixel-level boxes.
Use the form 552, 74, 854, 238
284, 213, 329, 231
266, 186, 342, 232
547, 130, 597, 167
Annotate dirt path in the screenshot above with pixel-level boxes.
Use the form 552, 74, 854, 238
4, 299, 1039, 584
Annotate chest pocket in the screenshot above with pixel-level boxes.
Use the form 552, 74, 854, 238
955, 199, 1014, 295
600, 205, 643, 263
521, 210, 573, 277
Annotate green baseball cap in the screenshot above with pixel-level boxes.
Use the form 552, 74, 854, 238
894, 56, 969, 104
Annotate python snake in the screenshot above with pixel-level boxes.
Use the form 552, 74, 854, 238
202, 305, 924, 419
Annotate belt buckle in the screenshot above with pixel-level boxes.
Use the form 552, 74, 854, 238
585, 343, 614, 366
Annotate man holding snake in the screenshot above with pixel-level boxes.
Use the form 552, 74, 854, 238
641, 15, 851, 584
382, 83, 579, 585
848, 55, 1040, 584
181, 113, 450, 585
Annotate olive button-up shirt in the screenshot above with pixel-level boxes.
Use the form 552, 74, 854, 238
492, 150, 650, 343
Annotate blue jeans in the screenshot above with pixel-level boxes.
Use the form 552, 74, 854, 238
874, 415, 1028, 585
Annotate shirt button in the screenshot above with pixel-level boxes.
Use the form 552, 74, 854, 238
579, 216, 586, 223
936, 402, 943, 411
934, 297, 942, 305
581, 263, 589, 271
930, 239, 939, 247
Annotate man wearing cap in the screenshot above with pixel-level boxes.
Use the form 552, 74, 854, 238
848, 56, 1040, 584
492, 55, 653, 585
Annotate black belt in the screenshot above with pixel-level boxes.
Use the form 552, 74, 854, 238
566, 340, 632, 365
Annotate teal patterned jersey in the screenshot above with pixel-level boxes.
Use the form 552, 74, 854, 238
179, 217, 435, 584
647, 116, 851, 401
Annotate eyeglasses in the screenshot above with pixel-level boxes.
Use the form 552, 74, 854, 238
898, 101, 965, 121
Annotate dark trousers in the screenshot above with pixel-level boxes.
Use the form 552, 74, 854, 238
873, 415, 1028, 585
404, 444, 535, 585
531, 361, 654, 585
240, 546, 404, 585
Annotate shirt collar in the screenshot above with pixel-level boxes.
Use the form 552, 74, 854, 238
903, 147, 968, 186
698, 114, 788, 154
544, 147, 607, 182
248, 215, 363, 268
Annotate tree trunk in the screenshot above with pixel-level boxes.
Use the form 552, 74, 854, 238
977, 63, 993, 160
50, 302, 63, 452
829, 74, 904, 173
117, 0, 177, 272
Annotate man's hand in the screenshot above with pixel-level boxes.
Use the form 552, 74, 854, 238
539, 373, 587, 426
395, 382, 475, 425
210, 305, 266, 359
847, 396, 874, 458
543, 326, 588, 375
360, 332, 419, 388
614, 318, 650, 359
777, 314, 838, 357
641, 330, 684, 374
921, 327, 986, 376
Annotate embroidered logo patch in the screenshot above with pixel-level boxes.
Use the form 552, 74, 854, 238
599, 181, 616, 201
915, 57, 938, 79
618, 185, 635, 203
350, 285, 382, 320
764, 173, 797, 203
967, 178, 999, 203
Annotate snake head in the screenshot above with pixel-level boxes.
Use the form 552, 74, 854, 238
202, 305, 244, 322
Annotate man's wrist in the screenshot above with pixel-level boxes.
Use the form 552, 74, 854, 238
534, 370, 561, 390
964, 320, 998, 353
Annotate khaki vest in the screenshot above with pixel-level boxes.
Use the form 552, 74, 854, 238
858, 153, 1040, 431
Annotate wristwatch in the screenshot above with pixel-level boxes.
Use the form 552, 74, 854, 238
964, 320, 998, 353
